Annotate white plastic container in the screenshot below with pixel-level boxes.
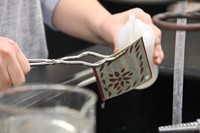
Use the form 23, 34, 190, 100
117, 14, 158, 89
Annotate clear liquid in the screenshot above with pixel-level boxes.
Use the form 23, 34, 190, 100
0, 107, 94, 133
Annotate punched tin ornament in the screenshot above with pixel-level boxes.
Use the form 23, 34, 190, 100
93, 37, 152, 101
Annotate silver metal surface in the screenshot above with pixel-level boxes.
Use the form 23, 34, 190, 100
159, 119, 200, 133
172, 1, 187, 125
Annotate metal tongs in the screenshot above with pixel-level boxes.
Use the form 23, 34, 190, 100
28, 51, 121, 67
28, 38, 152, 101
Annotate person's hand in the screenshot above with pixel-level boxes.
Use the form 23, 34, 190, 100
0, 37, 30, 89
100, 8, 164, 65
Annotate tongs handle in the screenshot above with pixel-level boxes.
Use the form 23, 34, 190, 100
28, 59, 56, 67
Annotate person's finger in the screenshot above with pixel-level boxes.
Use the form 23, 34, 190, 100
153, 44, 164, 65
151, 25, 162, 45
148, 23, 163, 65
7, 54, 25, 86
0, 61, 12, 89
15, 46, 30, 75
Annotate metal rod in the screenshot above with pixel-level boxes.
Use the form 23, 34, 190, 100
172, 0, 188, 125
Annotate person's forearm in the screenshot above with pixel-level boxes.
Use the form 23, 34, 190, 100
53, 0, 113, 46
